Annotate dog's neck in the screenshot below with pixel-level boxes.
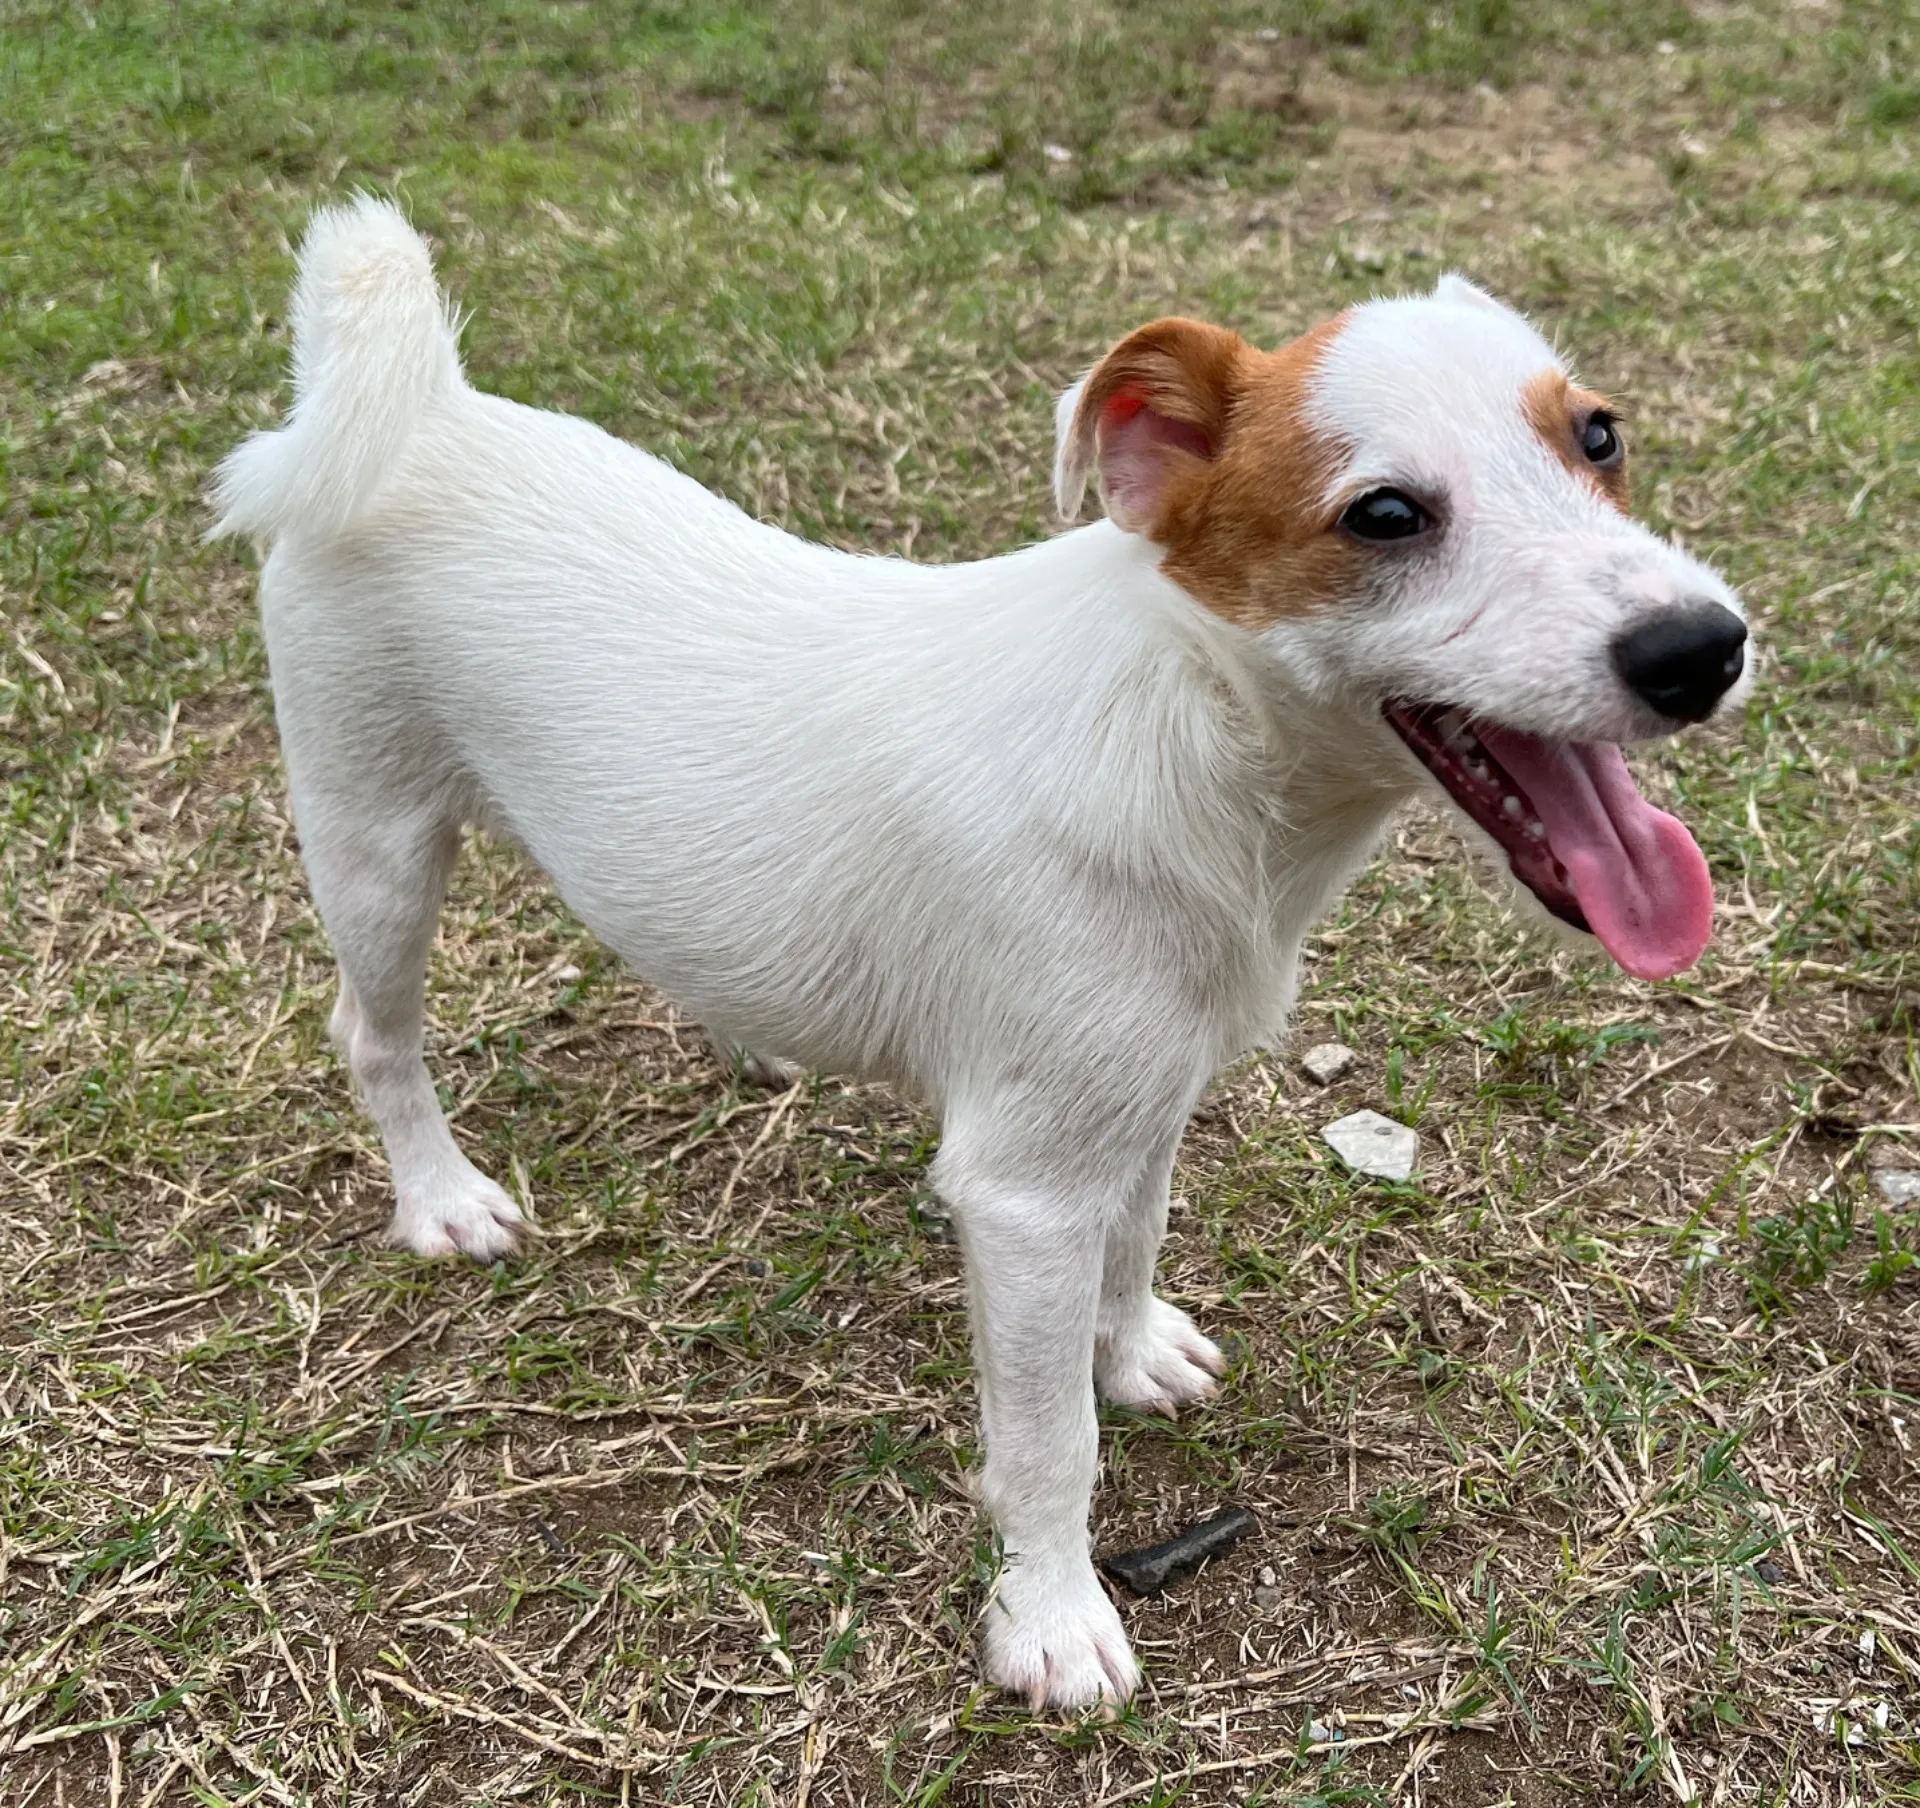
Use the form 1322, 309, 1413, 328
984, 517, 1418, 865
1222, 641, 1418, 1027
990, 522, 1417, 1045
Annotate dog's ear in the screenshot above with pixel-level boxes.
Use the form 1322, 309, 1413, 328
1053, 319, 1246, 533
1432, 273, 1510, 316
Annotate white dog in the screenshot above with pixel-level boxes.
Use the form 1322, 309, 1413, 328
216, 199, 1749, 1709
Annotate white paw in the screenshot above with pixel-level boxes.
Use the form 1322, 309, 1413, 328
982, 1552, 1139, 1712
390, 1169, 525, 1262
739, 1049, 801, 1089
1095, 1297, 1225, 1417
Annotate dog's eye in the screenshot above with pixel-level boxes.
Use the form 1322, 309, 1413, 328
1581, 412, 1624, 468
1339, 488, 1431, 543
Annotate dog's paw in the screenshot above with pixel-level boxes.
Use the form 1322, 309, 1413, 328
390, 1169, 525, 1262
982, 1555, 1139, 1712
1095, 1297, 1225, 1417
739, 1049, 802, 1089
708, 1027, 801, 1090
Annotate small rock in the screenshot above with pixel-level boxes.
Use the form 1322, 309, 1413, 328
1754, 1559, 1784, 1585
1253, 1585, 1284, 1610
1810, 1698, 1874, 1745
1301, 1042, 1357, 1085
556, 964, 581, 982
1042, 142, 1074, 164
1874, 1170, 1920, 1206
1683, 1233, 1722, 1274
1256, 25, 1280, 40
1323, 1110, 1419, 1182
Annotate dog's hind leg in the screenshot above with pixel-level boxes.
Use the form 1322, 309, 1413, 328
1092, 1132, 1225, 1417
262, 549, 523, 1263
304, 802, 524, 1260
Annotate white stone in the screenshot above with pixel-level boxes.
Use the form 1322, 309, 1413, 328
1873, 1171, 1920, 1206
1683, 1234, 1722, 1275
1301, 1042, 1357, 1085
1322, 1110, 1419, 1182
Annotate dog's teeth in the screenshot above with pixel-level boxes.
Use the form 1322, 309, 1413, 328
1465, 758, 1491, 782
1526, 820, 1547, 839
1502, 795, 1523, 819
1438, 710, 1469, 747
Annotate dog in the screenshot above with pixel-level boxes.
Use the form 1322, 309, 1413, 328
215, 198, 1750, 1710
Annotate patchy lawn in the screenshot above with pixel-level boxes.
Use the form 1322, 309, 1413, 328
3, 2, 1918, 1802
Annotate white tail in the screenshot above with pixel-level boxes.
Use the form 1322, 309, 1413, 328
211, 196, 463, 541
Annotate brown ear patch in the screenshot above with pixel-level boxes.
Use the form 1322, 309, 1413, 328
1154, 314, 1358, 628
1523, 368, 1630, 512
1077, 318, 1241, 454
1064, 318, 1245, 534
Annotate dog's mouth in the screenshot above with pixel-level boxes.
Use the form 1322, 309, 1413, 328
1383, 701, 1714, 981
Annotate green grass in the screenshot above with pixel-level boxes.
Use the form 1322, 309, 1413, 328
4, 0, 1920, 1802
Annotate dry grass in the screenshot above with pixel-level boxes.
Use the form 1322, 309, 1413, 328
4, 2, 1920, 1802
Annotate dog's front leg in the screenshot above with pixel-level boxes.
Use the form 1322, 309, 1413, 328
938, 1145, 1139, 1710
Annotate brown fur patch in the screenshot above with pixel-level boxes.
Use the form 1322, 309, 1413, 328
1071, 315, 1358, 627
1065, 318, 1244, 534
1522, 368, 1630, 512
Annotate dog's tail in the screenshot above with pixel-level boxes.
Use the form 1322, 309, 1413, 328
211, 196, 463, 542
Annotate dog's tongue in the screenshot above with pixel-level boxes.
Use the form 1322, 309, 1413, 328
1478, 727, 1714, 980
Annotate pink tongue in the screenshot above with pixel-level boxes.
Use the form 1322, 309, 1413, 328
1477, 728, 1714, 980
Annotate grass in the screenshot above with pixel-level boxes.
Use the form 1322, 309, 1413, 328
4, 0, 1920, 1800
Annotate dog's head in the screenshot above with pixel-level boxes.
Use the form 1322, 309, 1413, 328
1054, 275, 1750, 982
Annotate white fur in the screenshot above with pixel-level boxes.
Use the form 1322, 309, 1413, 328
214, 205, 1746, 1710
1052, 373, 1092, 518
214, 198, 464, 542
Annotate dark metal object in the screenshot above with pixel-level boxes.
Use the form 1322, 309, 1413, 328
1098, 1507, 1258, 1597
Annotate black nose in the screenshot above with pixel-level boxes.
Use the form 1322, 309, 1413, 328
1611, 602, 1747, 723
